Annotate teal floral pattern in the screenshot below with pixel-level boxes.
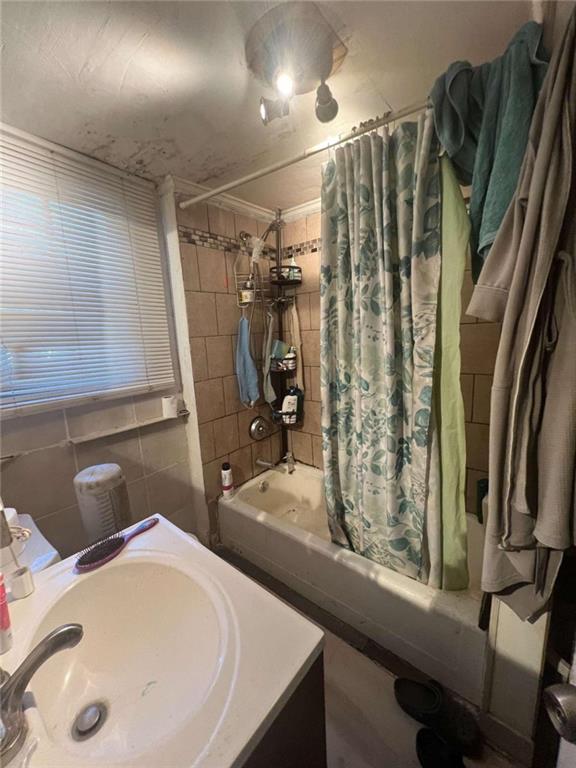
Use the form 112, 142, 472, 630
320, 111, 441, 582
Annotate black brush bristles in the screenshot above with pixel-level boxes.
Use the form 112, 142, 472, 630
75, 533, 124, 571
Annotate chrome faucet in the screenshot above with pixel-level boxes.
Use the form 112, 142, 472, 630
284, 452, 295, 474
0, 623, 83, 765
255, 452, 296, 473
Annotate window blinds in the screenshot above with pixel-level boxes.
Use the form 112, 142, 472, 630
0, 127, 176, 414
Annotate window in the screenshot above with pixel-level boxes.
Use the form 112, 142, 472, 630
0, 126, 176, 414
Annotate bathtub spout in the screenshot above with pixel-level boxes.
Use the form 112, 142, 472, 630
283, 452, 295, 474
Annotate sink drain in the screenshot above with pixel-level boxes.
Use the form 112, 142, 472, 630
71, 701, 108, 741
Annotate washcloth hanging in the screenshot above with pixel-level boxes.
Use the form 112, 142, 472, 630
236, 315, 260, 407
262, 310, 276, 404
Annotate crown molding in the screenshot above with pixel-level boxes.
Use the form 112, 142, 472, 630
170, 175, 276, 222
282, 198, 321, 221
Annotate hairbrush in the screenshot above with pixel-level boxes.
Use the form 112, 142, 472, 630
74, 517, 159, 573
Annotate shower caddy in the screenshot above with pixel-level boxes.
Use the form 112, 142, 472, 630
233, 212, 304, 432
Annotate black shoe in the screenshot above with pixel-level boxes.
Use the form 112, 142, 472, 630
394, 677, 482, 757
416, 728, 465, 767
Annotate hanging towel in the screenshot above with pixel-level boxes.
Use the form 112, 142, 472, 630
289, 300, 305, 391
236, 316, 260, 407
262, 311, 276, 404
430, 21, 548, 281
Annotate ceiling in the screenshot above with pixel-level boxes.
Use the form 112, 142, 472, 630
1, 1, 533, 210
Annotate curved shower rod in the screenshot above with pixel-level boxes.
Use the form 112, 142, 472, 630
178, 99, 428, 210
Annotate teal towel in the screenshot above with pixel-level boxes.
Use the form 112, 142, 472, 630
431, 21, 548, 281
236, 316, 260, 407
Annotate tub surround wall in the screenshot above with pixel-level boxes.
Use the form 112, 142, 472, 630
0, 395, 195, 557
175, 198, 283, 518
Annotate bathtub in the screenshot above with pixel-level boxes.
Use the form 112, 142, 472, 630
218, 462, 488, 705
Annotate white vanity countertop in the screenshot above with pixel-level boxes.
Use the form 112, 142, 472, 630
3, 516, 324, 768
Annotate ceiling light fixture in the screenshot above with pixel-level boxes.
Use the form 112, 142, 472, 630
275, 71, 294, 99
259, 96, 290, 125
315, 81, 339, 123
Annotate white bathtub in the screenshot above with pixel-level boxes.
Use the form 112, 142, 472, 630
218, 463, 488, 705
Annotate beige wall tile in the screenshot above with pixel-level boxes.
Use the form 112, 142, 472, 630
298, 252, 321, 292
461, 271, 477, 324
195, 379, 225, 424
303, 401, 321, 435
180, 243, 200, 291
66, 397, 135, 438
198, 422, 215, 463
216, 293, 241, 335
229, 445, 253, 486
465, 422, 490, 472
460, 374, 474, 422
140, 420, 188, 473
36, 504, 87, 558
473, 375, 492, 424
1, 410, 66, 453
296, 293, 311, 330
257, 219, 273, 237
283, 218, 307, 247
223, 374, 242, 414
270, 431, 282, 463
466, 468, 488, 517
197, 246, 228, 293
207, 205, 235, 238
133, 393, 163, 422
252, 437, 272, 475
234, 214, 258, 239
203, 456, 227, 502
127, 478, 150, 521
167, 506, 195, 532
306, 213, 321, 241
190, 338, 208, 381
301, 330, 320, 367
291, 430, 313, 465
237, 407, 260, 447
309, 366, 321, 401
460, 324, 501, 375
213, 414, 239, 458
176, 200, 209, 231
309, 292, 320, 330
186, 291, 218, 337
1, 445, 77, 518
76, 431, 144, 482
312, 436, 323, 469
146, 462, 192, 517
206, 336, 234, 378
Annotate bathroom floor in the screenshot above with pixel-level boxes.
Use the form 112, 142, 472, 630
323, 630, 518, 768
220, 549, 521, 768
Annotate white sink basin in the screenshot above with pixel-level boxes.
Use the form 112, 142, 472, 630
4, 516, 323, 768
30, 558, 231, 765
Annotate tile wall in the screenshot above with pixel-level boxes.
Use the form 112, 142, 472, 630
176, 199, 282, 514
282, 212, 500, 519
0, 393, 195, 557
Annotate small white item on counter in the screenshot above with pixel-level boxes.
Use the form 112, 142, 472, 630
10, 565, 35, 599
221, 462, 234, 498
0, 573, 13, 654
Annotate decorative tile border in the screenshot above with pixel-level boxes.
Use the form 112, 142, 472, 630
282, 238, 322, 259
178, 225, 275, 257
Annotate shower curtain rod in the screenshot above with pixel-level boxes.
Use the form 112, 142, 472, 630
179, 99, 428, 210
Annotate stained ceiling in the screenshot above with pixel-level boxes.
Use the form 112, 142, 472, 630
1, 1, 533, 210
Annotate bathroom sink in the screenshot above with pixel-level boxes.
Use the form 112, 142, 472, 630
3, 516, 323, 768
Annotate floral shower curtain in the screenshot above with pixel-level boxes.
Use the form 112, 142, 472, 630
320, 110, 443, 583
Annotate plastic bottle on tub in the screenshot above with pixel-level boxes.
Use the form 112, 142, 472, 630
221, 462, 234, 498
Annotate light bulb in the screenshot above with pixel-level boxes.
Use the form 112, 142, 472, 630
259, 100, 267, 122
275, 72, 294, 98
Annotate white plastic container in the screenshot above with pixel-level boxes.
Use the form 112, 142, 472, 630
74, 464, 131, 543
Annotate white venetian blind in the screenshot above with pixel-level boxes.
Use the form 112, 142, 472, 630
0, 127, 175, 414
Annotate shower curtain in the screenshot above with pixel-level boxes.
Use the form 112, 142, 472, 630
320, 110, 447, 584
